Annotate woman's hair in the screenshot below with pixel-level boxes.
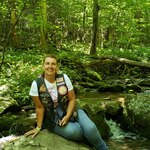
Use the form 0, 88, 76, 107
43, 54, 58, 64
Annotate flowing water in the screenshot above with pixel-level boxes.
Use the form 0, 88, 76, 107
78, 91, 150, 150
107, 139, 150, 150
106, 119, 150, 150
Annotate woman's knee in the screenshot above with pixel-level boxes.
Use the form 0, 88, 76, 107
88, 123, 97, 133
84, 123, 99, 137
56, 123, 83, 141
77, 109, 88, 118
67, 124, 83, 140
69, 129, 83, 140
78, 109, 85, 114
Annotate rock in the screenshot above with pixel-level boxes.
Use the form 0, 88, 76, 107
126, 84, 141, 92
0, 113, 35, 137
0, 97, 19, 114
138, 79, 150, 87
0, 84, 34, 136
0, 85, 10, 96
2, 129, 92, 150
77, 98, 111, 139
98, 84, 125, 92
122, 93, 150, 139
0, 85, 20, 115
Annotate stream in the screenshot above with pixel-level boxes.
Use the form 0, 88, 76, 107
107, 139, 150, 150
106, 119, 150, 150
78, 91, 150, 150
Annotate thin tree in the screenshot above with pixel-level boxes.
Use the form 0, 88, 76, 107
0, 0, 27, 72
10, 0, 18, 47
40, 0, 47, 50
90, 0, 99, 55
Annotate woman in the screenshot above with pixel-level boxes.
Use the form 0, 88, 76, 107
25, 54, 108, 150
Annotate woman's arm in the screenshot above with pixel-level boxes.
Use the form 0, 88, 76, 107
66, 89, 76, 118
24, 96, 45, 137
32, 96, 45, 129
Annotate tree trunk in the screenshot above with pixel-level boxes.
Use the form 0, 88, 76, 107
90, 0, 99, 55
100, 26, 104, 49
40, 0, 47, 50
82, 1, 86, 29
10, 0, 18, 47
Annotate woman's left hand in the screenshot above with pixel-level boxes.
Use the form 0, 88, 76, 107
58, 116, 69, 126
24, 127, 41, 138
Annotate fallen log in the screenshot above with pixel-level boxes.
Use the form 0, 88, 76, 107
87, 56, 150, 69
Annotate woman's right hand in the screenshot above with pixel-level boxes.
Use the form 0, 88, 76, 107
24, 127, 41, 138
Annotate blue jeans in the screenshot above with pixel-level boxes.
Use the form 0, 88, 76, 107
54, 109, 108, 150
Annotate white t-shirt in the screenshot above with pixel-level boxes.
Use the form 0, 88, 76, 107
29, 74, 73, 102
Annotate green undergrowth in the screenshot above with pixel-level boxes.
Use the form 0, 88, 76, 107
1, 46, 150, 106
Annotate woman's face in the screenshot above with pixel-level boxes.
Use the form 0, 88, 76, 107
43, 57, 58, 76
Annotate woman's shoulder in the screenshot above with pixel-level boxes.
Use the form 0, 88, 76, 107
33, 76, 44, 88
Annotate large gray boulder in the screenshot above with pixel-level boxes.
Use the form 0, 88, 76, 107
2, 129, 92, 150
